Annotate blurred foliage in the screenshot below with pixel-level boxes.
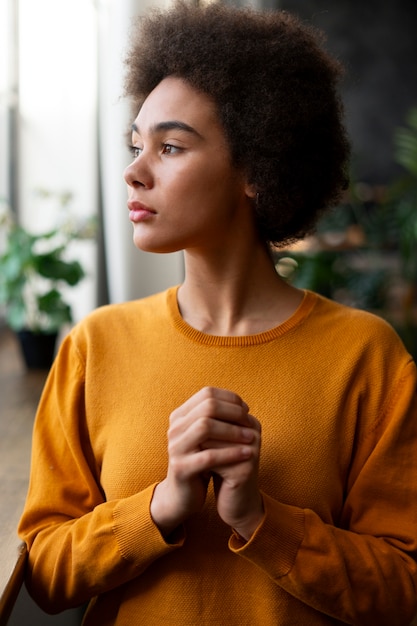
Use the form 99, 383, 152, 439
0, 190, 96, 332
275, 107, 417, 358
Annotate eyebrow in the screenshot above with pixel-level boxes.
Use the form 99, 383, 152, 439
131, 120, 203, 139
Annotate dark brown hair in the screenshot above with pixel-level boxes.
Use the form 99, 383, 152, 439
124, 1, 350, 246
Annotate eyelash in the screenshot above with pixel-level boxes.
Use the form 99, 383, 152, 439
128, 143, 181, 159
162, 144, 181, 155
129, 146, 142, 159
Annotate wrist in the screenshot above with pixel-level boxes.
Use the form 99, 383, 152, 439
150, 481, 183, 539
231, 499, 265, 542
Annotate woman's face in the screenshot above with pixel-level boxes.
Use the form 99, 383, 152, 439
124, 76, 255, 254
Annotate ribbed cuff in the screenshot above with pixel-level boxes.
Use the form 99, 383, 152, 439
113, 483, 185, 567
229, 492, 305, 579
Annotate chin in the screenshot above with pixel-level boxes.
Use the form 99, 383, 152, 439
133, 235, 183, 255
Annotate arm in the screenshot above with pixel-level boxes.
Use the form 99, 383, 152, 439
19, 348, 260, 614
18, 334, 183, 614
229, 359, 417, 626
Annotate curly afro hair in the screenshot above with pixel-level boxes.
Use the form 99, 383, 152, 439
124, 1, 350, 247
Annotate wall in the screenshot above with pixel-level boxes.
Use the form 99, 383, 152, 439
11, 0, 98, 324
97, 0, 184, 305
0, 0, 9, 202
281, 0, 417, 183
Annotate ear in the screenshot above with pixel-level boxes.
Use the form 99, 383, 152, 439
244, 181, 257, 199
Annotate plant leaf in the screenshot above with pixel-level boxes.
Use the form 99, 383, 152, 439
37, 289, 73, 328
35, 254, 85, 285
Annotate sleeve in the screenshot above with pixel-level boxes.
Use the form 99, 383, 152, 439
18, 331, 184, 614
229, 359, 417, 626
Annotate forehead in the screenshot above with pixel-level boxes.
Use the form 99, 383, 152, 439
134, 76, 221, 133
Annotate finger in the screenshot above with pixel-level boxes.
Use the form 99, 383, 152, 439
169, 400, 250, 443
170, 387, 248, 423
184, 444, 254, 476
209, 441, 261, 482
245, 414, 262, 432
167, 443, 252, 482
197, 420, 256, 446
169, 416, 255, 460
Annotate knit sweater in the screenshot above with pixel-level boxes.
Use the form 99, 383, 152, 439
18, 287, 417, 625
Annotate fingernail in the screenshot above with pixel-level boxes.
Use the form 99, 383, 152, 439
242, 428, 254, 442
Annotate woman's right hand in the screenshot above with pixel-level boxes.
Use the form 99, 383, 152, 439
150, 386, 254, 538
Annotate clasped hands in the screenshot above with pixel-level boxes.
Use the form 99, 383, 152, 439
150, 387, 264, 542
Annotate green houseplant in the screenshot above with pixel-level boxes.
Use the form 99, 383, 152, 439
0, 190, 95, 368
274, 106, 417, 359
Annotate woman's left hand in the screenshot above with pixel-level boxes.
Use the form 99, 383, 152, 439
202, 410, 264, 541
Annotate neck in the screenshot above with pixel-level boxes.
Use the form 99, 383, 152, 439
177, 242, 303, 336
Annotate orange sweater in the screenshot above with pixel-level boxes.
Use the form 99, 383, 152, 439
18, 288, 417, 625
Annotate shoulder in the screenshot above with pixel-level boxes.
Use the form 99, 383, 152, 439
79, 288, 171, 328
311, 291, 408, 348
66, 288, 176, 358
306, 292, 416, 426
305, 292, 415, 384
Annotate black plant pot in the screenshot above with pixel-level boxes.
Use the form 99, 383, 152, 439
16, 329, 58, 370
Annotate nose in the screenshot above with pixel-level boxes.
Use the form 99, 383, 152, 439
124, 154, 153, 189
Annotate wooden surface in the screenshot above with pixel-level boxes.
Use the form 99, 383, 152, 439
0, 327, 47, 625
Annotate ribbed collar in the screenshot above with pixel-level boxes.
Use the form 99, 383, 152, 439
166, 286, 317, 347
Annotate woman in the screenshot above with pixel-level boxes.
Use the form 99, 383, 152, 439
18, 3, 417, 625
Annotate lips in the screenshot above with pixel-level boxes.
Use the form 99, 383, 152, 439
127, 200, 156, 223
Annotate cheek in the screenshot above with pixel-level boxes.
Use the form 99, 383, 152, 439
171, 161, 236, 203
156, 174, 210, 218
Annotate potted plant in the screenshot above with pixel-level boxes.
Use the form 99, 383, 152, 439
0, 190, 96, 369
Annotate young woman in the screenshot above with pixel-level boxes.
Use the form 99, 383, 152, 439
19, 3, 417, 625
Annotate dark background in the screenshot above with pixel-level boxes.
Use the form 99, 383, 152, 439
280, 0, 417, 183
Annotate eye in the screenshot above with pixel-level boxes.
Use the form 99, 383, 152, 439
129, 145, 142, 159
162, 143, 181, 155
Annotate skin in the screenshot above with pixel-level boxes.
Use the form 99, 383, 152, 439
124, 77, 303, 541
